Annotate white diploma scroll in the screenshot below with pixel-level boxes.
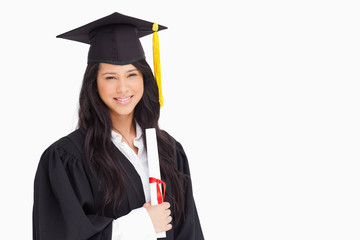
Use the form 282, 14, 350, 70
146, 128, 166, 238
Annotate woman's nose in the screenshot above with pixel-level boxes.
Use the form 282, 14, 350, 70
116, 79, 128, 93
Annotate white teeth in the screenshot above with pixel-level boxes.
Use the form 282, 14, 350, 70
116, 97, 131, 102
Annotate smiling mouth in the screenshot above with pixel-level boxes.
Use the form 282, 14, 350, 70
114, 96, 133, 104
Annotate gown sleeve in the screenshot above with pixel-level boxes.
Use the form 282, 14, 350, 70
33, 137, 114, 240
174, 142, 204, 240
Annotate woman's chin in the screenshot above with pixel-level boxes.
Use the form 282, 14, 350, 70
109, 107, 135, 119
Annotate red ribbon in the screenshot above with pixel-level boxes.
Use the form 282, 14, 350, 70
149, 177, 166, 203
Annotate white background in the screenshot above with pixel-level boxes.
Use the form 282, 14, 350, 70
1, 0, 360, 239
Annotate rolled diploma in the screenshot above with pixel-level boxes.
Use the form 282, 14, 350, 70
146, 128, 166, 238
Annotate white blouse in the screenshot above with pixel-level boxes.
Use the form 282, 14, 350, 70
111, 123, 157, 240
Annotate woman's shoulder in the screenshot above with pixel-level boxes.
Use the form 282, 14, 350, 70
160, 129, 190, 172
49, 128, 85, 154
160, 129, 180, 145
39, 129, 86, 167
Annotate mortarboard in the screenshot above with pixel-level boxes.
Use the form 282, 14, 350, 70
57, 12, 166, 106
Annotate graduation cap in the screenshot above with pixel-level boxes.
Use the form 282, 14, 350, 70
57, 12, 166, 106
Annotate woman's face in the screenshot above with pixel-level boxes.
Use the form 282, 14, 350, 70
97, 63, 144, 119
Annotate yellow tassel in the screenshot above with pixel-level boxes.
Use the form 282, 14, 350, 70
152, 23, 164, 107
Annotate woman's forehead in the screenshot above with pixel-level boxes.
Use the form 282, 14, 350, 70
98, 63, 137, 73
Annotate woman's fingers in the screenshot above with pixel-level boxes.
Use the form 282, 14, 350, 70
143, 202, 173, 233
162, 202, 170, 209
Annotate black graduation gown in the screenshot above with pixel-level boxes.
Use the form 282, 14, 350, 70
33, 129, 204, 240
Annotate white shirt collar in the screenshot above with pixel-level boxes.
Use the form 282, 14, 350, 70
134, 121, 143, 141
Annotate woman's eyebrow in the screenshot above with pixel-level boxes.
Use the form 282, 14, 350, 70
101, 69, 138, 75
101, 72, 117, 75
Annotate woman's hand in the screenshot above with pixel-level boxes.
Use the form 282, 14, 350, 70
143, 202, 172, 233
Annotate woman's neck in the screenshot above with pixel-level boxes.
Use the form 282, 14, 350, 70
111, 113, 138, 154
111, 113, 136, 140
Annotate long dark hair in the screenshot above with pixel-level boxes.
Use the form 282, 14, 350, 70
78, 59, 185, 224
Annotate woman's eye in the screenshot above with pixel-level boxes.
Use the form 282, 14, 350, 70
127, 73, 137, 78
106, 76, 116, 80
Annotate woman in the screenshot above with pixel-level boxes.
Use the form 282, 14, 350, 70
33, 12, 204, 240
